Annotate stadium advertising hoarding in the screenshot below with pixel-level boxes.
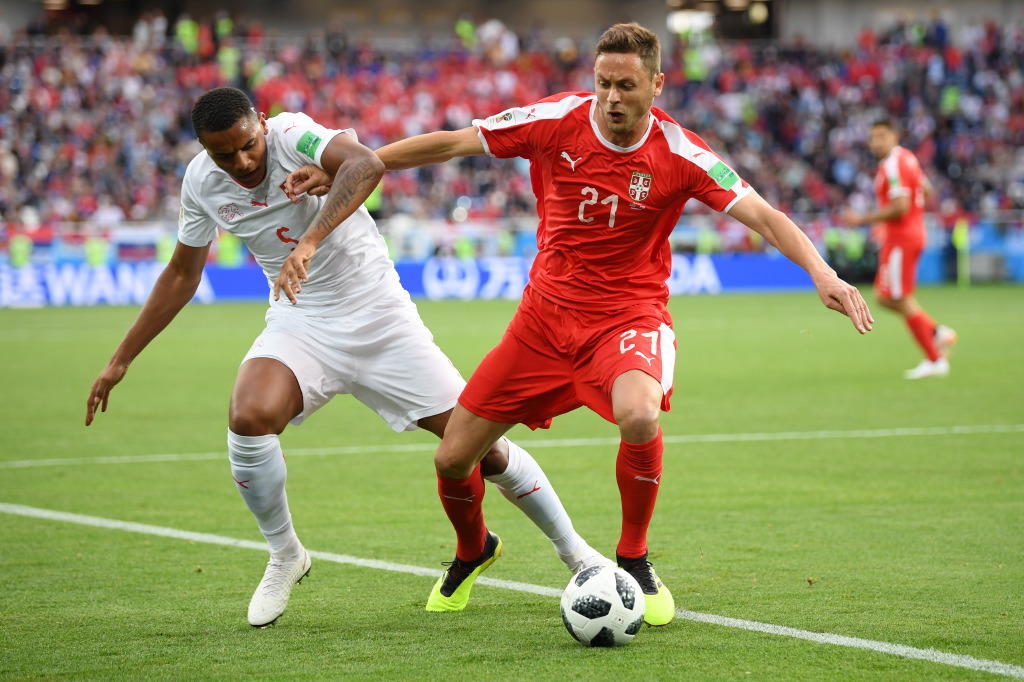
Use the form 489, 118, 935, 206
0, 254, 816, 308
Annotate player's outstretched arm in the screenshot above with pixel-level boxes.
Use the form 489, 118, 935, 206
375, 127, 486, 171
85, 241, 210, 425
282, 127, 487, 204
275, 134, 384, 304
728, 192, 874, 334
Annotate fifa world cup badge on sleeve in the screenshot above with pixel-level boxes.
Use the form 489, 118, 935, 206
708, 161, 739, 190
296, 131, 323, 159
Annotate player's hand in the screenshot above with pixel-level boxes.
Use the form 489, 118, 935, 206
85, 362, 128, 426
812, 273, 874, 334
284, 164, 333, 203
274, 242, 317, 304
840, 209, 861, 227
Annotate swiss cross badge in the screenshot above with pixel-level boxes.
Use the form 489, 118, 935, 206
628, 172, 652, 202
218, 203, 242, 221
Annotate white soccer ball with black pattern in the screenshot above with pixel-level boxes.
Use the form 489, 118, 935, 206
560, 565, 645, 647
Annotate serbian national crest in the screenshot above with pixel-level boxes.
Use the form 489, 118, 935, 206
628, 172, 652, 202
218, 203, 242, 221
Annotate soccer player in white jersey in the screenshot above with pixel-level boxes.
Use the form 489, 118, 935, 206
85, 87, 605, 627
280, 23, 874, 626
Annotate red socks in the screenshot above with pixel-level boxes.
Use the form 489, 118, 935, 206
439, 430, 666, 562
906, 311, 940, 361
615, 428, 664, 559
437, 465, 487, 561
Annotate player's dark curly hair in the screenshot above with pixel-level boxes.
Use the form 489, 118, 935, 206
596, 23, 661, 78
191, 87, 257, 138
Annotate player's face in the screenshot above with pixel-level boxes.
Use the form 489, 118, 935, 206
200, 113, 270, 187
867, 125, 898, 160
593, 53, 664, 146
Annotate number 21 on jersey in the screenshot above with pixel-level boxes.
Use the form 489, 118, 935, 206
579, 187, 618, 228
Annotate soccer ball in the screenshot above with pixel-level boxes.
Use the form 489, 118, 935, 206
560, 565, 645, 647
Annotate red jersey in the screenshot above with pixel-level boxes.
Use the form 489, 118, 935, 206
874, 146, 926, 248
474, 92, 751, 309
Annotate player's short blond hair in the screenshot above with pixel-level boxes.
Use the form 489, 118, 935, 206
596, 23, 661, 78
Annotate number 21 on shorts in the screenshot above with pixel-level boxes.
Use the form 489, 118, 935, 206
620, 329, 659, 365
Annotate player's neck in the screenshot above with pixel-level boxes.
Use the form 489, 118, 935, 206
878, 145, 898, 161
594, 112, 651, 149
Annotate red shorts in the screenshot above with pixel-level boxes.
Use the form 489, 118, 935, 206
459, 285, 677, 429
875, 242, 922, 300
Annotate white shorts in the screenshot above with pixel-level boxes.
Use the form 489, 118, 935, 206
242, 285, 465, 432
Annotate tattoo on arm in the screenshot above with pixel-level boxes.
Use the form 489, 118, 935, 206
312, 157, 380, 237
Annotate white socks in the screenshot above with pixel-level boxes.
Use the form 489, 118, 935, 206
227, 430, 301, 560
227, 431, 581, 567
485, 438, 582, 559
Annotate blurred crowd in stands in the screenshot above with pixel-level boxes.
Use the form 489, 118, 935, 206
0, 10, 1022, 266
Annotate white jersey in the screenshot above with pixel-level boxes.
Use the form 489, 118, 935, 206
178, 112, 395, 313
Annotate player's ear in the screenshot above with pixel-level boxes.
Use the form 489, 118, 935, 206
653, 73, 665, 97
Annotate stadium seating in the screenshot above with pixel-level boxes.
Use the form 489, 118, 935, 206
0, 13, 1022, 265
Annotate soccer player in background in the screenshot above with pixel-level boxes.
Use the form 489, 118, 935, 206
85, 87, 605, 627
278, 23, 874, 626
843, 119, 957, 379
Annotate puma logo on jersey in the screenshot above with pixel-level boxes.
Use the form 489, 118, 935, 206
561, 151, 583, 171
252, 200, 268, 207
634, 474, 661, 485
635, 350, 654, 365
284, 125, 298, 133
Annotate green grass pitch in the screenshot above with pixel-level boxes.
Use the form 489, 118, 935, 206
1, 285, 1022, 680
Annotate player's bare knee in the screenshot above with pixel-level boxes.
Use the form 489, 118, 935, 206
615, 406, 660, 443
434, 444, 479, 479
228, 404, 286, 437
875, 294, 897, 309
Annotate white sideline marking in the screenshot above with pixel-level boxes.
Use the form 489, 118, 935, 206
3, 424, 1022, 469
2, 502, 1022, 679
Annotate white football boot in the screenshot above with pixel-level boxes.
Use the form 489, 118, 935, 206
560, 540, 615, 575
935, 325, 958, 357
248, 548, 311, 627
904, 357, 950, 379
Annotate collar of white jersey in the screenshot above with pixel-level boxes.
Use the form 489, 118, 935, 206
588, 98, 655, 153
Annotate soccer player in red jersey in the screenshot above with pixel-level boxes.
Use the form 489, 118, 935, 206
278, 23, 873, 625
844, 119, 957, 379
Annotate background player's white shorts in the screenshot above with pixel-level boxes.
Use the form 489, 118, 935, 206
242, 285, 464, 432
